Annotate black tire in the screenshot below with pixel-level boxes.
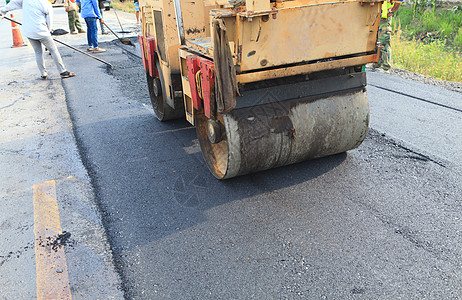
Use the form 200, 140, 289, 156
146, 61, 185, 121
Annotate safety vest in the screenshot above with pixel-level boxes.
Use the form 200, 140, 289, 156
381, 1, 395, 19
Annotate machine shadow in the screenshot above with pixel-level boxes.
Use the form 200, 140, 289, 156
75, 113, 348, 251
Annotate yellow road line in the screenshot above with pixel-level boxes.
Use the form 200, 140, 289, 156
33, 180, 72, 300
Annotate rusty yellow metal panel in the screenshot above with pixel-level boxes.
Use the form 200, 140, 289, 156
235, 1, 381, 71
142, 1, 180, 71
204, 0, 228, 5
184, 95, 195, 124
143, 0, 181, 108
144, 0, 217, 78
236, 54, 377, 83
179, 49, 196, 125
179, 0, 216, 40
246, 0, 271, 12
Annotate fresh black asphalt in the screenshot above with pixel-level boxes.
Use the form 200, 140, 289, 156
61, 40, 462, 299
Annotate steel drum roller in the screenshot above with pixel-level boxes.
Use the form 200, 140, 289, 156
196, 90, 369, 179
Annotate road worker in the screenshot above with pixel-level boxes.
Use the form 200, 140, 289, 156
134, 0, 139, 24
376, 0, 403, 70
65, 0, 85, 34
80, 0, 106, 52
0, 0, 76, 79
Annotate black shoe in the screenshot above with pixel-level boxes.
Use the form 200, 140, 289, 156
60, 71, 76, 78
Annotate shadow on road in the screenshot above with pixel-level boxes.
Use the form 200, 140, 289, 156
74, 112, 347, 250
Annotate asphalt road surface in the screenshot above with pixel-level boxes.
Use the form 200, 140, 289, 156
0, 8, 135, 298
61, 40, 462, 298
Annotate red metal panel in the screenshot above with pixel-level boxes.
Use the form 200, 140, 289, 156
186, 55, 201, 110
137, 35, 147, 73
200, 60, 215, 119
147, 35, 157, 52
145, 36, 158, 78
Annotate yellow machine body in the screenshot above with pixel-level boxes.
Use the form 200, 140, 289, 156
139, 0, 381, 179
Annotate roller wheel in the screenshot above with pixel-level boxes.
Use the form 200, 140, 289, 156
196, 112, 231, 180
146, 61, 184, 121
196, 90, 369, 180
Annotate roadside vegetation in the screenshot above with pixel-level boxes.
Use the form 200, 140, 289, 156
392, 1, 462, 82
112, 1, 136, 13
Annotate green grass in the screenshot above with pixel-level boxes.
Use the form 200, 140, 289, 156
455, 27, 462, 48
390, 3, 462, 82
391, 32, 462, 82
394, 4, 462, 50
112, 1, 136, 13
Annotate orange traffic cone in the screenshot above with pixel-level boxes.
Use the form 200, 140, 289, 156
10, 14, 26, 48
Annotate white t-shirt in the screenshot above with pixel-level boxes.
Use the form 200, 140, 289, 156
1, 0, 53, 40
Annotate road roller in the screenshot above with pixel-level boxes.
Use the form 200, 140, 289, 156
138, 0, 382, 179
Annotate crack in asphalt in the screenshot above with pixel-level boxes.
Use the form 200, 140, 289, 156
349, 194, 456, 264
369, 84, 462, 113
0, 97, 25, 110
369, 130, 448, 169
386, 136, 447, 168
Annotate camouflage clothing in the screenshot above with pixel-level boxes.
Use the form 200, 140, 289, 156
377, 17, 392, 70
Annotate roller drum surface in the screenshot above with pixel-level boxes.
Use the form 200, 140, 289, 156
196, 90, 369, 179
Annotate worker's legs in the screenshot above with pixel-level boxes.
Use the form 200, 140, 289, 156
99, 9, 106, 34
28, 38, 47, 76
67, 11, 76, 33
135, 2, 140, 24
40, 36, 67, 74
73, 11, 84, 33
378, 18, 391, 70
85, 17, 98, 49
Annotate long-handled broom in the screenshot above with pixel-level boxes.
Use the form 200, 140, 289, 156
3, 15, 114, 69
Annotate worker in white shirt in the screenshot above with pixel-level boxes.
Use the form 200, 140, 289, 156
0, 0, 76, 79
